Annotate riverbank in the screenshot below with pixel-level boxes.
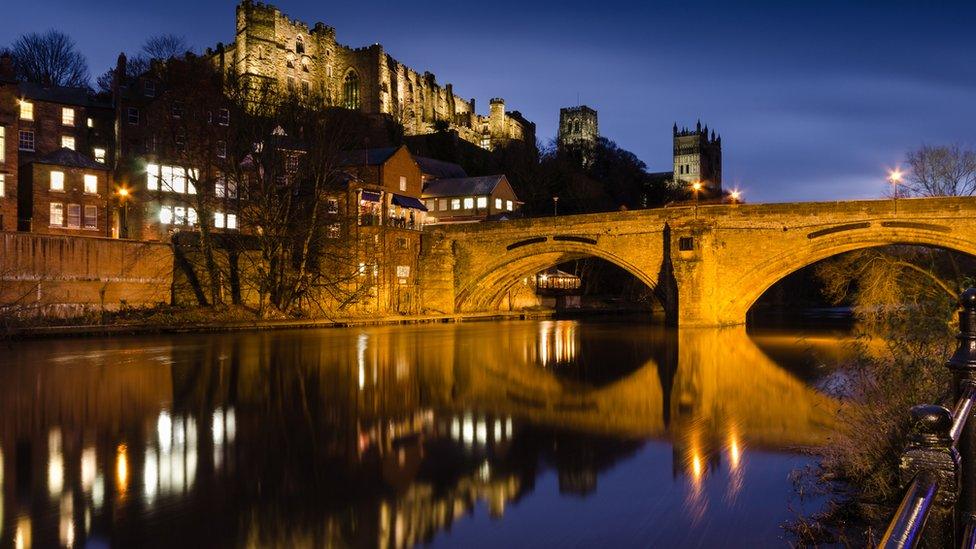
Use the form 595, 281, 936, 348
3, 308, 561, 340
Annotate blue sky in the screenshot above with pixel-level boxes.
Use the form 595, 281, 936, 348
4, 0, 974, 202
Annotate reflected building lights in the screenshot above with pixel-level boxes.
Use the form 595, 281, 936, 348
144, 448, 158, 503
536, 321, 578, 367
116, 444, 129, 496
81, 447, 96, 492
15, 515, 31, 549
48, 429, 64, 497
59, 493, 74, 548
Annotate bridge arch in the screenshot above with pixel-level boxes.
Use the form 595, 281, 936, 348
721, 225, 976, 324
455, 240, 664, 313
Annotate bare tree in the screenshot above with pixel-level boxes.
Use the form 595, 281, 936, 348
141, 34, 190, 61
904, 144, 976, 197
8, 30, 90, 87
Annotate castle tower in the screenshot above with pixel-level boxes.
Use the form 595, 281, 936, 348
673, 120, 722, 197
488, 98, 507, 148
558, 106, 599, 149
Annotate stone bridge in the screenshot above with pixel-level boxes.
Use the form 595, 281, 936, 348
419, 197, 976, 326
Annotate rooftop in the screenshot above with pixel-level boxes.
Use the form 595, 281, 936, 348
28, 148, 107, 171
414, 156, 467, 179
423, 175, 507, 198
18, 82, 109, 109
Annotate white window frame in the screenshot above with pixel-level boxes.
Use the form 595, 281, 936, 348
159, 206, 173, 225
476, 196, 487, 209
506, 200, 514, 211
217, 108, 230, 126
49, 203, 63, 226
495, 198, 502, 210
83, 174, 98, 194
19, 130, 34, 151
84, 205, 97, 229
463, 197, 474, 209
62, 107, 75, 126
66, 204, 81, 229
127, 107, 139, 125
50, 171, 65, 192
450, 198, 461, 210
399, 176, 407, 192
93, 148, 106, 163
61, 136, 76, 150
214, 212, 225, 228
0, 174, 5, 197
226, 213, 237, 229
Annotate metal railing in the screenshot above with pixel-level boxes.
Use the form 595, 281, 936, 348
879, 288, 976, 548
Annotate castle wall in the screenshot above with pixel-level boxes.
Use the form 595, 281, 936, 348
226, 1, 532, 150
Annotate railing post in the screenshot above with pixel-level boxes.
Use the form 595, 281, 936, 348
896, 405, 960, 548
947, 288, 976, 535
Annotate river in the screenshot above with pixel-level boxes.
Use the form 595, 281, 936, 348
0, 319, 851, 547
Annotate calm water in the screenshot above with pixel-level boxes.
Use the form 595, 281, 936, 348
0, 320, 849, 548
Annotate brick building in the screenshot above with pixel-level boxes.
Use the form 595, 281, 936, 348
422, 175, 520, 225
0, 56, 17, 231
217, 0, 535, 151
334, 145, 428, 313
18, 148, 111, 235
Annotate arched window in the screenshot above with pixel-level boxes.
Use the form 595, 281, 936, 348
343, 72, 360, 110
295, 36, 305, 55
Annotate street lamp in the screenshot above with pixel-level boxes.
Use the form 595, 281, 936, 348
888, 168, 904, 214
117, 186, 130, 238
729, 189, 742, 205
553, 196, 559, 217
691, 181, 702, 218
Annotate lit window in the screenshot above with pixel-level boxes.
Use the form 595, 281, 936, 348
50, 171, 65, 192
174, 207, 186, 225
226, 180, 235, 198
327, 223, 340, 239
159, 206, 173, 224
93, 148, 106, 163
84, 205, 97, 229
215, 179, 225, 198
61, 136, 76, 150
83, 174, 98, 194
214, 212, 225, 228
217, 108, 230, 126
0, 126, 5, 163
343, 72, 360, 110
87, 118, 93, 128
425, 199, 435, 211
226, 214, 237, 229
450, 198, 461, 210
127, 107, 139, 125
20, 100, 33, 120
172, 167, 186, 194
19, 130, 35, 151
146, 163, 159, 190
506, 200, 513, 211
187, 208, 198, 226
476, 196, 487, 209
49, 203, 64, 226
438, 199, 448, 211
67, 204, 81, 228
495, 198, 502, 210
463, 197, 474, 209
399, 176, 407, 192
327, 198, 339, 214
187, 169, 198, 194
62, 108, 75, 126
0, 174, 5, 197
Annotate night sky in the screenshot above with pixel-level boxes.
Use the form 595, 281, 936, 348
4, 0, 974, 202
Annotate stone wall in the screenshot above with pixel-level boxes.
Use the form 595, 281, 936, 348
0, 232, 172, 317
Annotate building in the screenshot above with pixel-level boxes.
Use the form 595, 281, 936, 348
334, 145, 428, 313
558, 105, 599, 150
0, 55, 115, 233
18, 148, 111, 236
422, 175, 520, 225
673, 120, 722, 197
0, 55, 17, 231
219, 0, 535, 150
112, 54, 241, 241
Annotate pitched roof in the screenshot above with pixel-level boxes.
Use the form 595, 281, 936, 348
413, 156, 467, 179
422, 175, 507, 198
336, 146, 400, 167
28, 148, 107, 171
18, 82, 109, 109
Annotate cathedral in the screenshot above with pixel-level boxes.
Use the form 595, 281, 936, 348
214, 1, 535, 150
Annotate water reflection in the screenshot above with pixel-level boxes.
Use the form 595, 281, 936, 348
0, 321, 845, 547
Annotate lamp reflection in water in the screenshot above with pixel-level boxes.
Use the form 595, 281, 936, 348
116, 444, 129, 497
59, 493, 74, 548
48, 429, 64, 497
725, 425, 744, 503
14, 516, 30, 549
537, 320, 578, 367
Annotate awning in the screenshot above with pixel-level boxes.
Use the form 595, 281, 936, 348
391, 194, 428, 212
360, 190, 381, 202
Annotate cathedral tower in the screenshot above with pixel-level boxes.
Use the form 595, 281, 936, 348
558, 106, 599, 149
673, 120, 722, 197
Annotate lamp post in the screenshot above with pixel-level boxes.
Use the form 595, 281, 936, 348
117, 187, 129, 239
729, 189, 742, 206
692, 181, 702, 218
889, 168, 904, 214
553, 196, 559, 217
